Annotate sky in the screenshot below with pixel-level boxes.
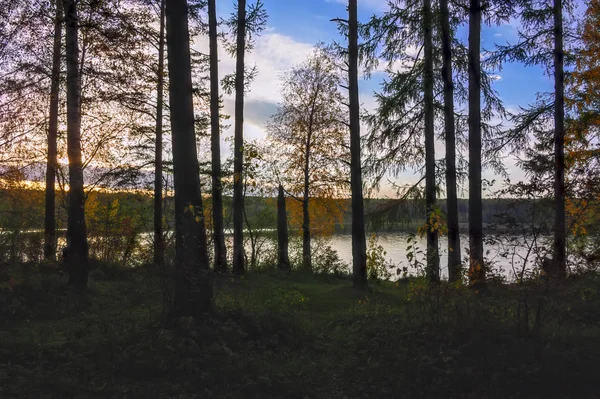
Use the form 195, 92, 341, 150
193, 0, 560, 198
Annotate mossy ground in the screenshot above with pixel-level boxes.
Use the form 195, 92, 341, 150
1, 264, 600, 398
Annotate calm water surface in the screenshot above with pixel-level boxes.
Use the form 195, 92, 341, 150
328, 232, 545, 280
232, 231, 548, 281
36, 230, 545, 281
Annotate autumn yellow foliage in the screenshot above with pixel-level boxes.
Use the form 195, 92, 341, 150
565, 0, 600, 237
286, 198, 347, 237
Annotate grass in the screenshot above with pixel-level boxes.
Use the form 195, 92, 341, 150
1, 263, 600, 398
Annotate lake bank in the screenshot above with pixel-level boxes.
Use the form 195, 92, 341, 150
3, 228, 551, 281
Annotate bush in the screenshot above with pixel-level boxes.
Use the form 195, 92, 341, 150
86, 194, 144, 267
287, 237, 349, 275
312, 239, 349, 276
0, 231, 44, 265
89, 260, 129, 281
366, 234, 392, 281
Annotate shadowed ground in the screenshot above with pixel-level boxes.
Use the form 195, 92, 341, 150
1, 264, 599, 398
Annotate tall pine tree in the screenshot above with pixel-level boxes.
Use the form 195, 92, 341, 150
63, 0, 89, 291
208, 0, 228, 273
165, 0, 212, 319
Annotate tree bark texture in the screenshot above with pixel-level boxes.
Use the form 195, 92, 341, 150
208, 0, 228, 273
232, 0, 247, 275
63, 0, 89, 291
348, 0, 368, 291
44, 0, 63, 262
165, 0, 212, 319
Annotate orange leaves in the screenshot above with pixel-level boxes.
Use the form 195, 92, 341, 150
569, 0, 600, 112
267, 49, 350, 213
417, 206, 448, 238
286, 197, 347, 237
566, 198, 588, 236
564, 0, 600, 236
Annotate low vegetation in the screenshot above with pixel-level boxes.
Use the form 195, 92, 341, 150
2, 262, 599, 398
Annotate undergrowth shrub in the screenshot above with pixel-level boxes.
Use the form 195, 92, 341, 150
89, 260, 129, 281
0, 231, 44, 265
287, 237, 349, 275
312, 240, 348, 276
246, 241, 278, 272
366, 234, 392, 281
0, 262, 71, 322
86, 194, 143, 267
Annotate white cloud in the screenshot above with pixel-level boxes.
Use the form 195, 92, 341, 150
244, 33, 315, 103
372, 58, 410, 76
193, 28, 316, 161
193, 30, 315, 106
370, 45, 421, 76
325, 0, 388, 12
191, 23, 526, 198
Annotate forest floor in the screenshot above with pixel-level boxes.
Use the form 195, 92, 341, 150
1, 263, 600, 398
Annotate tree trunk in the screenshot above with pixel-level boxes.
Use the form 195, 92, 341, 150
468, 0, 485, 288
440, 0, 461, 282
302, 136, 312, 271
348, 0, 367, 291
153, 0, 165, 267
424, 0, 439, 283
44, 0, 62, 262
208, 0, 227, 272
208, 0, 228, 273
232, 0, 247, 275
63, 0, 89, 292
553, 0, 566, 278
241, 204, 257, 270
165, 0, 212, 319
277, 184, 290, 270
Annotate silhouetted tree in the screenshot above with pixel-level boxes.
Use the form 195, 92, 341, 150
552, 0, 566, 278
63, 0, 89, 291
277, 184, 290, 270
468, 0, 484, 288
208, 0, 227, 273
44, 0, 62, 262
359, 0, 445, 281
165, 0, 212, 319
153, 0, 166, 267
440, 0, 461, 282
232, 0, 247, 275
0, 1, 65, 224
489, 0, 575, 279
222, 0, 267, 275
423, 0, 439, 283
346, 0, 368, 290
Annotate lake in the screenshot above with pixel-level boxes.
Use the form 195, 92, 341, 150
5, 228, 547, 281
327, 232, 547, 280
236, 230, 549, 281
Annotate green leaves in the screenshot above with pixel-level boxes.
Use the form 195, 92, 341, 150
366, 233, 393, 281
